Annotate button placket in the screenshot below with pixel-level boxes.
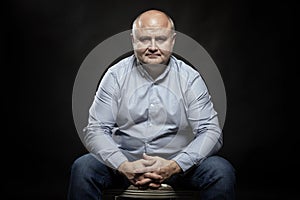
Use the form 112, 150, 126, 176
148, 83, 155, 127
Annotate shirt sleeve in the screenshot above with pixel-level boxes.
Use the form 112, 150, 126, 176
79, 69, 128, 169
173, 73, 223, 172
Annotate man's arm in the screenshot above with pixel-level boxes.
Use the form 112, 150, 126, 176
80, 69, 128, 169
172, 73, 223, 172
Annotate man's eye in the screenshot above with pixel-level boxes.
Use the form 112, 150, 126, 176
139, 37, 150, 42
156, 37, 167, 42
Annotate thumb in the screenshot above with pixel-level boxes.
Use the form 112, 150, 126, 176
142, 158, 156, 166
143, 153, 154, 160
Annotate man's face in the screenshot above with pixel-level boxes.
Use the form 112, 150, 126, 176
132, 28, 175, 65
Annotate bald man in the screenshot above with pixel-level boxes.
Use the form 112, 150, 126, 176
68, 9, 236, 200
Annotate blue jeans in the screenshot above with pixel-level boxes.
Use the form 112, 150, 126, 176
68, 153, 236, 200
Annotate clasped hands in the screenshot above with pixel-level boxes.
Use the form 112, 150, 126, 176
118, 153, 181, 189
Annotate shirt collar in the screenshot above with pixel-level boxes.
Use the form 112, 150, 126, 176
135, 57, 172, 83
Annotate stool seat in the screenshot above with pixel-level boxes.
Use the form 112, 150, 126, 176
103, 184, 200, 199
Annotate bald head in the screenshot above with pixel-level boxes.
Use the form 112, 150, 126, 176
132, 10, 174, 30
131, 9, 176, 67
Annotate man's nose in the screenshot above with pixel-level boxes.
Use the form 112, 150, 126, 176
148, 39, 158, 51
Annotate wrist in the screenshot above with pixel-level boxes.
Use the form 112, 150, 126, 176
170, 160, 182, 174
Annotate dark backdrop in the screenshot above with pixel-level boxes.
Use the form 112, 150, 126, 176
6, 0, 294, 199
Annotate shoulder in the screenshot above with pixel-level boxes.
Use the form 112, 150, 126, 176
98, 55, 135, 87
170, 55, 201, 80
107, 54, 136, 77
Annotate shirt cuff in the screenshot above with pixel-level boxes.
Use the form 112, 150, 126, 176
172, 152, 195, 172
106, 151, 128, 169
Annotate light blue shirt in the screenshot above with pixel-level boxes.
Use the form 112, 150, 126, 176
82, 55, 223, 172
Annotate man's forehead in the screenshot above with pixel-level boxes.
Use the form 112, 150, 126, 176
133, 28, 173, 35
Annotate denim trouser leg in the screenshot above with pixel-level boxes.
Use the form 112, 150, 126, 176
67, 153, 130, 200
68, 154, 235, 200
165, 155, 236, 200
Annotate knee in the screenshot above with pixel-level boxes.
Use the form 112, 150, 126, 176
201, 156, 236, 184
70, 154, 99, 180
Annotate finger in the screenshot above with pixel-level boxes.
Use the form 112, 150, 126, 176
135, 178, 152, 186
144, 172, 163, 180
134, 166, 156, 173
149, 182, 161, 189
134, 173, 145, 181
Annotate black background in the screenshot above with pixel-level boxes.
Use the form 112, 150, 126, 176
6, 0, 294, 199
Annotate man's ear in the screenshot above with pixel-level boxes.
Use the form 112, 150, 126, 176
131, 32, 137, 50
172, 32, 176, 39
130, 32, 134, 43
171, 32, 176, 47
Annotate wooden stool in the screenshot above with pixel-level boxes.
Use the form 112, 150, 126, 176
103, 184, 200, 199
